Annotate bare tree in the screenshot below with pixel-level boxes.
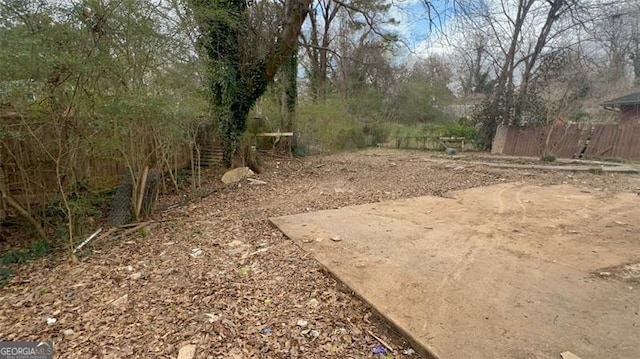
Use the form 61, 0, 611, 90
584, 1, 640, 86
450, 0, 584, 147
299, 0, 398, 100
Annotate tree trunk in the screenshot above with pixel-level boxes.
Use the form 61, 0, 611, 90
217, 99, 253, 166
192, 0, 311, 166
307, 9, 321, 100
516, 0, 566, 118
0, 151, 6, 222
283, 49, 298, 130
634, 43, 640, 85
277, 50, 298, 153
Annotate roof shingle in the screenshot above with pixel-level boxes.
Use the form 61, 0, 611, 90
601, 91, 640, 107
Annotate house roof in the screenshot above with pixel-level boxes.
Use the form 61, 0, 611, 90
601, 91, 640, 108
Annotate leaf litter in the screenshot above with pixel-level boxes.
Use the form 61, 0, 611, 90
2, 149, 640, 358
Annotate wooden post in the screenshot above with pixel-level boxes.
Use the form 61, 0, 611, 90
0, 153, 6, 222
135, 166, 149, 220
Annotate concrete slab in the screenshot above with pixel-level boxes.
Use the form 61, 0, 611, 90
271, 183, 640, 359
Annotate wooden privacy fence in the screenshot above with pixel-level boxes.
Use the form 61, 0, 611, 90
0, 115, 195, 214
492, 123, 640, 160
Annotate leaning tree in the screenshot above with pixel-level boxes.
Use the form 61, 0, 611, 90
190, 0, 312, 165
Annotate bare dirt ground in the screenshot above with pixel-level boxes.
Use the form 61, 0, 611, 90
272, 183, 640, 358
1, 148, 640, 358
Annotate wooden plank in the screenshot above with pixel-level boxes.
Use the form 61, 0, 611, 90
255, 132, 294, 137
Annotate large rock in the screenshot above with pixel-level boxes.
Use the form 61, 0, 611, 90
221, 167, 254, 184
177, 345, 196, 359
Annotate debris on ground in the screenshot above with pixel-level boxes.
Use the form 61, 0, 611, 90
221, 167, 254, 184
403, 348, 416, 355
296, 319, 308, 327
372, 346, 387, 354
2, 149, 639, 358
368, 329, 395, 353
247, 178, 268, 185
560, 351, 582, 359
177, 344, 196, 359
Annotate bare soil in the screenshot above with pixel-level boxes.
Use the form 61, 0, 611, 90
1, 148, 639, 358
273, 182, 640, 358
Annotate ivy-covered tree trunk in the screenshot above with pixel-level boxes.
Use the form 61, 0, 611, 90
191, 0, 311, 166
282, 48, 298, 130
275, 49, 298, 153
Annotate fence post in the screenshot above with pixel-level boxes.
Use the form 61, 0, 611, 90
0, 158, 5, 221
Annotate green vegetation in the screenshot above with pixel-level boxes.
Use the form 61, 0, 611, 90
295, 99, 367, 152
540, 154, 557, 162
382, 121, 477, 150
0, 239, 51, 265
190, 0, 310, 164
7, 0, 627, 263
1, 0, 207, 249
438, 122, 477, 140
0, 267, 12, 286
588, 167, 604, 175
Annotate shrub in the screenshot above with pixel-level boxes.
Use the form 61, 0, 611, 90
437, 122, 477, 139
363, 122, 390, 146
0, 239, 52, 265
540, 154, 556, 162
588, 167, 604, 175
295, 98, 369, 153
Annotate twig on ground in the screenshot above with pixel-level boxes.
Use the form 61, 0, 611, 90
247, 178, 268, 185
73, 228, 102, 253
366, 329, 394, 353
118, 221, 153, 239
97, 227, 120, 240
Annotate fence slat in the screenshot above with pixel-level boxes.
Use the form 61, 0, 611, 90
496, 123, 640, 160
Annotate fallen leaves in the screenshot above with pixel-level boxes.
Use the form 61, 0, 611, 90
5, 149, 636, 358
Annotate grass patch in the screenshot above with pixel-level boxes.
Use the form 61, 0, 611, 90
588, 167, 604, 175
0, 238, 53, 287
0, 239, 52, 265
0, 267, 12, 286
540, 154, 556, 163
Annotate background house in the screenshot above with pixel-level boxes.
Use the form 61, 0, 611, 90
601, 91, 640, 124
492, 91, 640, 159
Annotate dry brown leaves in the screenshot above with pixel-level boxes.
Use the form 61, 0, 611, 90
1, 149, 639, 358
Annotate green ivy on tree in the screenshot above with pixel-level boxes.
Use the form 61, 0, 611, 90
190, 0, 311, 165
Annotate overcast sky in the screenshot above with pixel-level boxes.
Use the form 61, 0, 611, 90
390, 0, 456, 62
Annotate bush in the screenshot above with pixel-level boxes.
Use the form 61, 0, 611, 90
471, 91, 549, 150
0, 239, 52, 265
42, 188, 105, 243
295, 98, 370, 153
540, 154, 556, 162
437, 122, 477, 139
363, 122, 390, 146
588, 167, 604, 175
